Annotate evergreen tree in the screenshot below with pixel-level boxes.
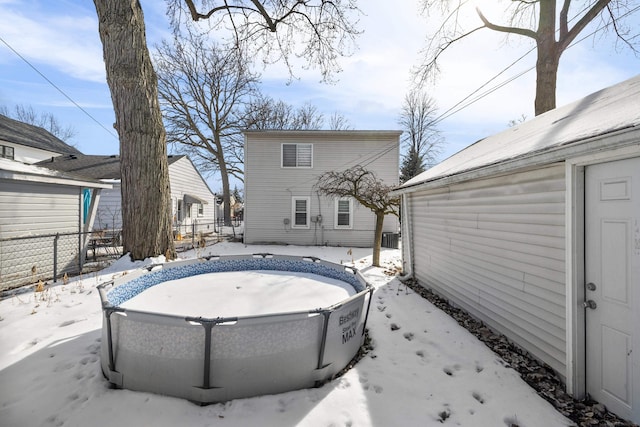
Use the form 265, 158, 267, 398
400, 147, 426, 183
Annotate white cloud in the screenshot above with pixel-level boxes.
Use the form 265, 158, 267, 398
0, 3, 105, 82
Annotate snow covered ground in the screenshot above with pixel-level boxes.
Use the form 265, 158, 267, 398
0, 242, 573, 426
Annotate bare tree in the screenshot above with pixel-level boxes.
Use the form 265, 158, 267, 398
243, 95, 350, 130
418, 0, 639, 115
398, 91, 443, 182
243, 95, 296, 130
172, 0, 361, 82
293, 103, 325, 130
93, 0, 175, 261
93, 0, 360, 259
315, 165, 399, 267
155, 33, 258, 225
329, 111, 353, 130
1, 104, 77, 142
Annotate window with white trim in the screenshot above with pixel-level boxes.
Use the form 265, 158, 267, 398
282, 143, 312, 168
291, 197, 310, 228
334, 197, 353, 229
1, 145, 14, 160
197, 203, 204, 216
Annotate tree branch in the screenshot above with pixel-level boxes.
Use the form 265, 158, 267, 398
559, 0, 612, 51
250, 0, 277, 31
475, 6, 537, 39
183, 0, 255, 21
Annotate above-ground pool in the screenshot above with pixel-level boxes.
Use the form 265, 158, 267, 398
97, 254, 373, 404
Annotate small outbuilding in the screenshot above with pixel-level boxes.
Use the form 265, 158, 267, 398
0, 158, 111, 290
393, 75, 640, 423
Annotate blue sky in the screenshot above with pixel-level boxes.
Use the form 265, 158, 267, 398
1, 0, 639, 192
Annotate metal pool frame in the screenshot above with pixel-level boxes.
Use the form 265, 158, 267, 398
97, 254, 374, 404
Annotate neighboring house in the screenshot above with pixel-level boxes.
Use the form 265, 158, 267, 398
0, 158, 111, 290
393, 75, 640, 423
37, 154, 217, 234
0, 114, 82, 164
243, 130, 400, 247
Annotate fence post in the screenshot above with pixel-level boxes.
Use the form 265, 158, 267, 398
53, 233, 59, 283
192, 221, 195, 249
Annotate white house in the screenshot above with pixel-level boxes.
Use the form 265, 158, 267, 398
393, 75, 640, 423
0, 114, 83, 164
0, 158, 111, 290
37, 154, 218, 235
243, 130, 400, 247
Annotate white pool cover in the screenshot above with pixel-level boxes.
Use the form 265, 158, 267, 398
98, 254, 373, 404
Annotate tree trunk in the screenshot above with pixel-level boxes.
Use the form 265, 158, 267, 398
534, 46, 561, 115
219, 155, 232, 227
372, 211, 385, 267
94, 0, 176, 260
534, 0, 560, 116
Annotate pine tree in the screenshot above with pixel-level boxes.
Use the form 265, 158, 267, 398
400, 148, 426, 184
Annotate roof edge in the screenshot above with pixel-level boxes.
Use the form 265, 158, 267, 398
392, 126, 640, 196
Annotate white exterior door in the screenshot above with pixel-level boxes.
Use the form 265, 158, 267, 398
585, 156, 640, 423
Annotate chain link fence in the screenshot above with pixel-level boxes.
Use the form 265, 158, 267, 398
0, 221, 242, 292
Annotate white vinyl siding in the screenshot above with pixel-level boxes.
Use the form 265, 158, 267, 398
292, 197, 310, 228
244, 131, 400, 246
0, 180, 82, 290
94, 183, 122, 231
282, 143, 312, 168
167, 156, 216, 229
91, 156, 217, 232
334, 197, 353, 229
406, 164, 567, 376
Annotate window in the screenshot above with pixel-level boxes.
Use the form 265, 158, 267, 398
334, 197, 353, 229
197, 203, 204, 216
282, 143, 312, 168
1, 145, 14, 160
291, 197, 310, 228
177, 200, 183, 221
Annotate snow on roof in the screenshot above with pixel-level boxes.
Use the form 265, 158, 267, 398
0, 157, 111, 188
400, 74, 640, 190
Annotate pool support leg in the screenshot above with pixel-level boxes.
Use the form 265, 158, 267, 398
362, 288, 374, 337
104, 306, 124, 387
201, 320, 214, 390
314, 310, 332, 387
186, 316, 227, 404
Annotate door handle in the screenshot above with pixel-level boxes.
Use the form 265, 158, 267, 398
583, 300, 597, 309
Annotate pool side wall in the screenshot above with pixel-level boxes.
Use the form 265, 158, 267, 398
99, 254, 372, 404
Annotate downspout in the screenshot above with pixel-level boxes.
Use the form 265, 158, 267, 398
398, 193, 414, 282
